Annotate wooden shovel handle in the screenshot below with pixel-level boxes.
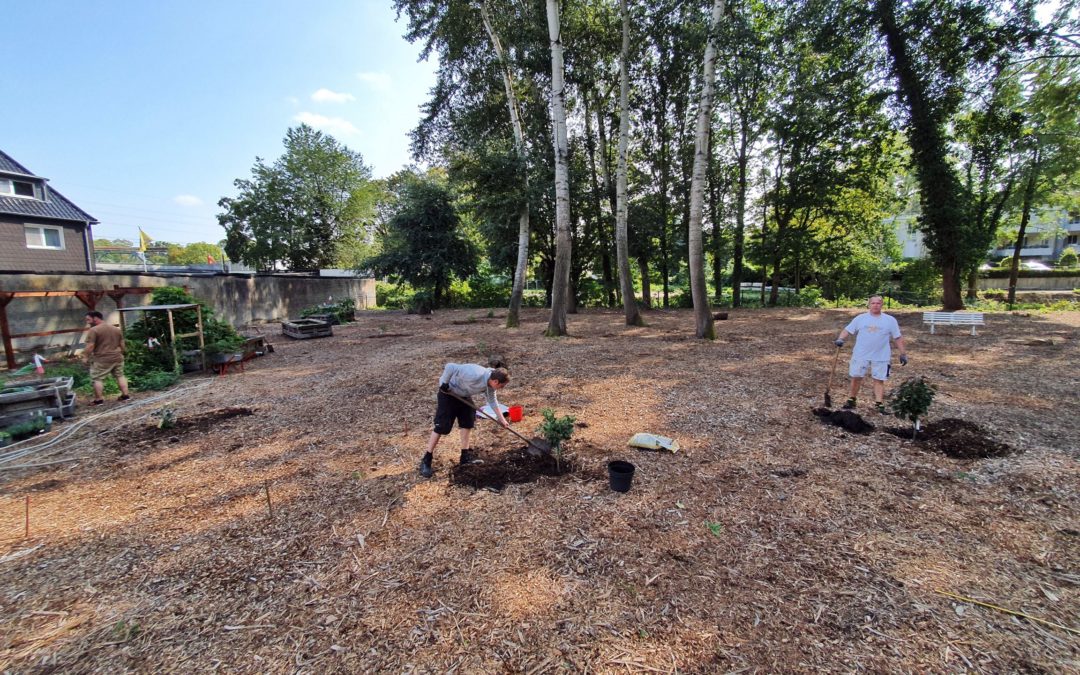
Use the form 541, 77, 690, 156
827, 345, 842, 392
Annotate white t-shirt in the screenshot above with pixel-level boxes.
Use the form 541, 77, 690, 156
845, 312, 901, 362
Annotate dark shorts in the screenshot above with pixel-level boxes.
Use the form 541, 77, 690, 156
433, 391, 475, 435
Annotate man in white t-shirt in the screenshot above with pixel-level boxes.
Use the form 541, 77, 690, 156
834, 295, 908, 414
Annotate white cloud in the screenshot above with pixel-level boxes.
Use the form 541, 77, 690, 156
311, 88, 355, 103
356, 71, 392, 91
293, 112, 359, 136
173, 194, 203, 207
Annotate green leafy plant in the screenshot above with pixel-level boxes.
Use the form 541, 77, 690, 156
110, 619, 141, 641
538, 408, 575, 470
889, 376, 937, 439
299, 297, 355, 324
705, 521, 724, 537
152, 407, 176, 430
124, 286, 243, 383
3, 414, 47, 440
0, 431, 10, 446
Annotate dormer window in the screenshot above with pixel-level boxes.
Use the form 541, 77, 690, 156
1, 177, 37, 198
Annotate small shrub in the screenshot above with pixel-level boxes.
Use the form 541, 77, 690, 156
1058, 247, 1078, 269
889, 376, 937, 439
152, 407, 176, 429
130, 370, 180, 391
376, 282, 414, 309
538, 408, 575, 470
408, 290, 434, 314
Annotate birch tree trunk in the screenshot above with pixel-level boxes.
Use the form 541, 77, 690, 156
480, 3, 531, 329
617, 0, 643, 326
687, 0, 724, 339
545, 0, 572, 336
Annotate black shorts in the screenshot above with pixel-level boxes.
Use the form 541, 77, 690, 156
433, 391, 475, 435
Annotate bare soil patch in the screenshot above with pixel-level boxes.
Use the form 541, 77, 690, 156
1, 307, 1077, 672
884, 418, 1018, 459
449, 445, 580, 491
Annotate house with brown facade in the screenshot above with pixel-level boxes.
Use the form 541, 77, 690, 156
0, 150, 98, 272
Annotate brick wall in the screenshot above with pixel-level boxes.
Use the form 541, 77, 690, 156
0, 219, 90, 272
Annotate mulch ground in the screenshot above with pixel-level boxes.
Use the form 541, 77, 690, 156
1, 307, 1077, 673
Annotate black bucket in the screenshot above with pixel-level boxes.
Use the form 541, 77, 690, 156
608, 460, 635, 493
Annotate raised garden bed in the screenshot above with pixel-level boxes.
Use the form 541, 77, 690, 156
281, 318, 333, 339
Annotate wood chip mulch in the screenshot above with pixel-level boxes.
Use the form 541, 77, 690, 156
1, 307, 1077, 673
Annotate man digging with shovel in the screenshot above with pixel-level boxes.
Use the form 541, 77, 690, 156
419, 363, 510, 478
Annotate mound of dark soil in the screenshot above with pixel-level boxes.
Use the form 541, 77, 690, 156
811, 407, 875, 434
449, 446, 577, 491
107, 407, 255, 450
885, 418, 1017, 459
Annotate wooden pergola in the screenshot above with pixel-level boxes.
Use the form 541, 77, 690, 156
117, 304, 207, 373
0, 286, 156, 370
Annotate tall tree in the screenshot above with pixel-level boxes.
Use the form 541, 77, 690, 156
616, 0, 644, 326
874, 0, 1034, 310
763, 0, 893, 306
218, 124, 374, 271
687, 0, 725, 339
480, 2, 533, 328
1006, 56, 1080, 303
716, 0, 773, 307
546, 0, 573, 336
364, 170, 478, 309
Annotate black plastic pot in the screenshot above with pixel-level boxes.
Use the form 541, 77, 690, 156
608, 460, 635, 493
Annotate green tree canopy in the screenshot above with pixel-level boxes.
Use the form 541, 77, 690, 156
218, 124, 376, 271
364, 170, 479, 308
166, 242, 225, 265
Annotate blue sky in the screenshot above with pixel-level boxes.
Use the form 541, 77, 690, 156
0, 1, 437, 245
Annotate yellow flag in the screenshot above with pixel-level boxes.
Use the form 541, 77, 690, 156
138, 228, 152, 252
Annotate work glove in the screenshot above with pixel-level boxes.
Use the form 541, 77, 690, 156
834, 339, 845, 348
899, 354, 908, 366
439, 382, 450, 393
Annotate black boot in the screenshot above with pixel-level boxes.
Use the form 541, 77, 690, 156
418, 452, 434, 478
459, 448, 482, 465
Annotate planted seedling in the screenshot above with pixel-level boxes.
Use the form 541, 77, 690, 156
705, 521, 724, 537
110, 619, 141, 641
889, 376, 937, 439
538, 408, 575, 471
152, 407, 177, 430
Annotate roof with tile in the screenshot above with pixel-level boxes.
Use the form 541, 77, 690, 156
0, 149, 97, 224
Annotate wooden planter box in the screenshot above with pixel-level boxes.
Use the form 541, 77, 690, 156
281, 319, 333, 340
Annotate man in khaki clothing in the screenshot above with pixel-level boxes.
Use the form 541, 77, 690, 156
83, 311, 131, 405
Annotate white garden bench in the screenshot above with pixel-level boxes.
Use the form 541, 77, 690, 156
923, 311, 985, 335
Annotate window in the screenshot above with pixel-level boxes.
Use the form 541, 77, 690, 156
24, 225, 65, 250
1068, 235, 1078, 246
0, 178, 37, 198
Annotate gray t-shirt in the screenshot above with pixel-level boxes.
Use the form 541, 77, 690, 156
845, 312, 901, 362
439, 363, 499, 414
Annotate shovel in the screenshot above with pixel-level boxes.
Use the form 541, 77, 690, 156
442, 390, 551, 457
824, 344, 842, 408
